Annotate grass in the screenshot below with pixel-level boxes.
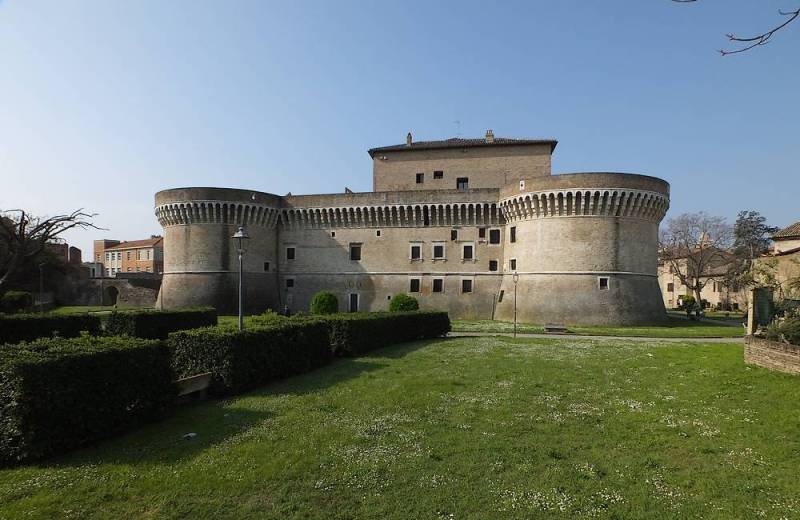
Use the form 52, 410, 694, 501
452, 316, 744, 338
1, 336, 797, 519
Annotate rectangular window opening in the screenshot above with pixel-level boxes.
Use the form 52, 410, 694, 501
350, 243, 362, 261
489, 260, 498, 272
409, 278, 421, 293
599, 277, 609, 290
416, 173, 424, 184
498, 290, 505, 303
433, 243, 445, 259
456, 177, 469, 191
462, 244, 474, 260
461, 279, 473, 293
510, 258, 517, 271
433, 279, 444, 293
410, 244, 422, 260
349, 293, 359, 312
478, 227, 486, 239
286, 278, 295, 288
263, 261, 270, 272
433, 170, 443, 179
450, 229, 458, 241
489, 229, 501, 244
510, 226, 517, 243
286, 247, 296, 260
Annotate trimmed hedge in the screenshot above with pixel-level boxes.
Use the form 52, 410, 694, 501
0, 291, 33, 314
106, 307, 217, 339
169, 319, 331, 396
389, 293, 419, 312
310, 291, 339, 315
0, 313, 102, 345
319, 311, 450, 357
0, 336, 175, 465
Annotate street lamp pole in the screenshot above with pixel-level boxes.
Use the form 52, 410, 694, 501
513, 271, 519, 338
39, 263, 46, 313
231, 226, 250, 331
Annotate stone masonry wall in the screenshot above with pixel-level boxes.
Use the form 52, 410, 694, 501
744, 336, 800, 375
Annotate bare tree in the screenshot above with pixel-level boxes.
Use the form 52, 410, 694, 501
659, 212, 734, 307
0, 209, 100, 294
673, 0, 800, 55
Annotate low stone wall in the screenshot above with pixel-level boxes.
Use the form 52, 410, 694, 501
744, 336, 800, 375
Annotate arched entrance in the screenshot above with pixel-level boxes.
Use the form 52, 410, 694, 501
104, 286, 119, 306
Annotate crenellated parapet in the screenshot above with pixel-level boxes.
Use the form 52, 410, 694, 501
155, 201, 281, 228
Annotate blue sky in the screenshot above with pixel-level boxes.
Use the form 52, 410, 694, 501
1, 0, 797, 256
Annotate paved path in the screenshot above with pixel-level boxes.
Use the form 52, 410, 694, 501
448, 331, 744, 344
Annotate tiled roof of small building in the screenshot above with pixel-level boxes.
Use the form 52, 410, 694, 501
106, 237, 163, 250
773, 221, 800, 240
368, 136, 558, 157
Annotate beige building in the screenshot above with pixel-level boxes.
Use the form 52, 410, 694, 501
657, 254, 746, 310
94, 237, 164, 277
155, 131, 671, 325
755, 221, 800, 300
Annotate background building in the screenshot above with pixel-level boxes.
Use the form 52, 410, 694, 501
155, 132, 670, 325
94, 237, 164, 277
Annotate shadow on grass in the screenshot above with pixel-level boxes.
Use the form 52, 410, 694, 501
37, 340, 444, 469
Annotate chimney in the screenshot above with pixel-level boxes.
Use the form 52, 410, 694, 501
485, 129, 494, 143
406, 132, 413, 146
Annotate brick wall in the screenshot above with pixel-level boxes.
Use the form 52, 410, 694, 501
744, 336, 800, 375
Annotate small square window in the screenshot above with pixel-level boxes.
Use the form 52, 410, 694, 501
263, 261, 270, 272
462, 279, 473, 293
667, 282, 674, 292
451, 229, 458, 241
350, 243, 362, 261
286, 247, 296, 260
331, 231, 336, 237
286, 278, 295, 288
510, 226, 517, 243
489, 229, 501, 244
416, 173, 424, 184
478, 227, 486, 239
599, 277, 609, 290
497, 290, 505, 302
410, 244, 422, 260
510, 258, 517, 270
489, 260, 498, 272
409, 278, 421, 293
433, 170, 443, 179
433, 244, 445, 259
376, 230, 381, 237
433, 279, 444, 293
462, 244, 474, 260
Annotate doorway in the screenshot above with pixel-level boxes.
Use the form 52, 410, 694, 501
349, 293, 359, 313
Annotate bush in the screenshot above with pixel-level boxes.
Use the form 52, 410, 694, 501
309, 291, 339, 315
679, 295, 696, 311
389, 293, 419, 312
766, 317, 800, 346
168, 319, 331, 396
0, 335, 175, 465
0, 313, 101, 345
0, 291, 33, 314
319, 311, 450, 357
106, 307, 217, 339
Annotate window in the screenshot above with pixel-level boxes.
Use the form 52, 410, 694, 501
376, 230, 381, 237
461, 279, 473, 293
433, 170, 443, 179
489, 260, 498, 272
349, 293, 359, 312
286, 247, 296, 260
350, 243, 362, 261
462, 244, 474, 260
146, 250, 151, 260
510, 258, 517, 270
667, 282, 674, 292
286, 278, 295, 288
433, 278, 444, 293
497, 290, 505, 302
456, 177, 469, 191
599, 277, 609, 290
136, 250, 141, 260
105, 253, 110, 262
489, 229, 501, 244
410, 243, 422, 260
127, 252, 131, 260
264, 262, 270, 272
510, 226, 517, 243
478, 227, 486, 239
331, 231, 336, 237
433, 243, 445, 259
409, 278, 421, 293
416, 173, 424, 184
450, 229, 458, 241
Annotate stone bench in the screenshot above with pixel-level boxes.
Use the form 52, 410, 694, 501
544, 324, 568, 334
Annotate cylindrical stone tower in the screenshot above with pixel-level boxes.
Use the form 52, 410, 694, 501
154, 187, 282, 314
495, 173, 670, 325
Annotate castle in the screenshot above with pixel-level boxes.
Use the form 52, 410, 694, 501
154, 131, 670, 325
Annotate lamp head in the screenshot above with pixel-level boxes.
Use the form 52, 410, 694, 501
232, 226, 250, 240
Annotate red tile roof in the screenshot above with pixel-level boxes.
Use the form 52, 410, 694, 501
774, 221, 800, 240
106, 237, 163, 250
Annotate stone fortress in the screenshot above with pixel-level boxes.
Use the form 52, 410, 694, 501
154, 131, 670, 325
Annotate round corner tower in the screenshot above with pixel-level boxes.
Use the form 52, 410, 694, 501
495, 172, 670, 325
154, 187, 282, 314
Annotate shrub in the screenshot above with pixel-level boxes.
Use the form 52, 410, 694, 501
168, 319, 331, 396
0, 313, 101, 345
766, 317, 800, 346
0, 335, 175, 465
319, 311, 450, 357
679, 295, 696, 311
389, 293, 419, 312
105, 307, 217, 339
310, 291, 339, 315
0, 291, 33, 314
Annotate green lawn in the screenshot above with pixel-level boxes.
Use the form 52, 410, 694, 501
2, 336, 797, 519
452, 316, 744, 338
49, 306, 123, 315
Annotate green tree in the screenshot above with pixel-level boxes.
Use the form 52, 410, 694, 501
309, 291, 339, 314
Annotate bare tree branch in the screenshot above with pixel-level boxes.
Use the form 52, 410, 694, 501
672, 1, 800, 55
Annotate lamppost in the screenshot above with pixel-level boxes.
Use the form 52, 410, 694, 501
232, 226, 250, 331
512, 271, 519, 338
38, 263, 46, 313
